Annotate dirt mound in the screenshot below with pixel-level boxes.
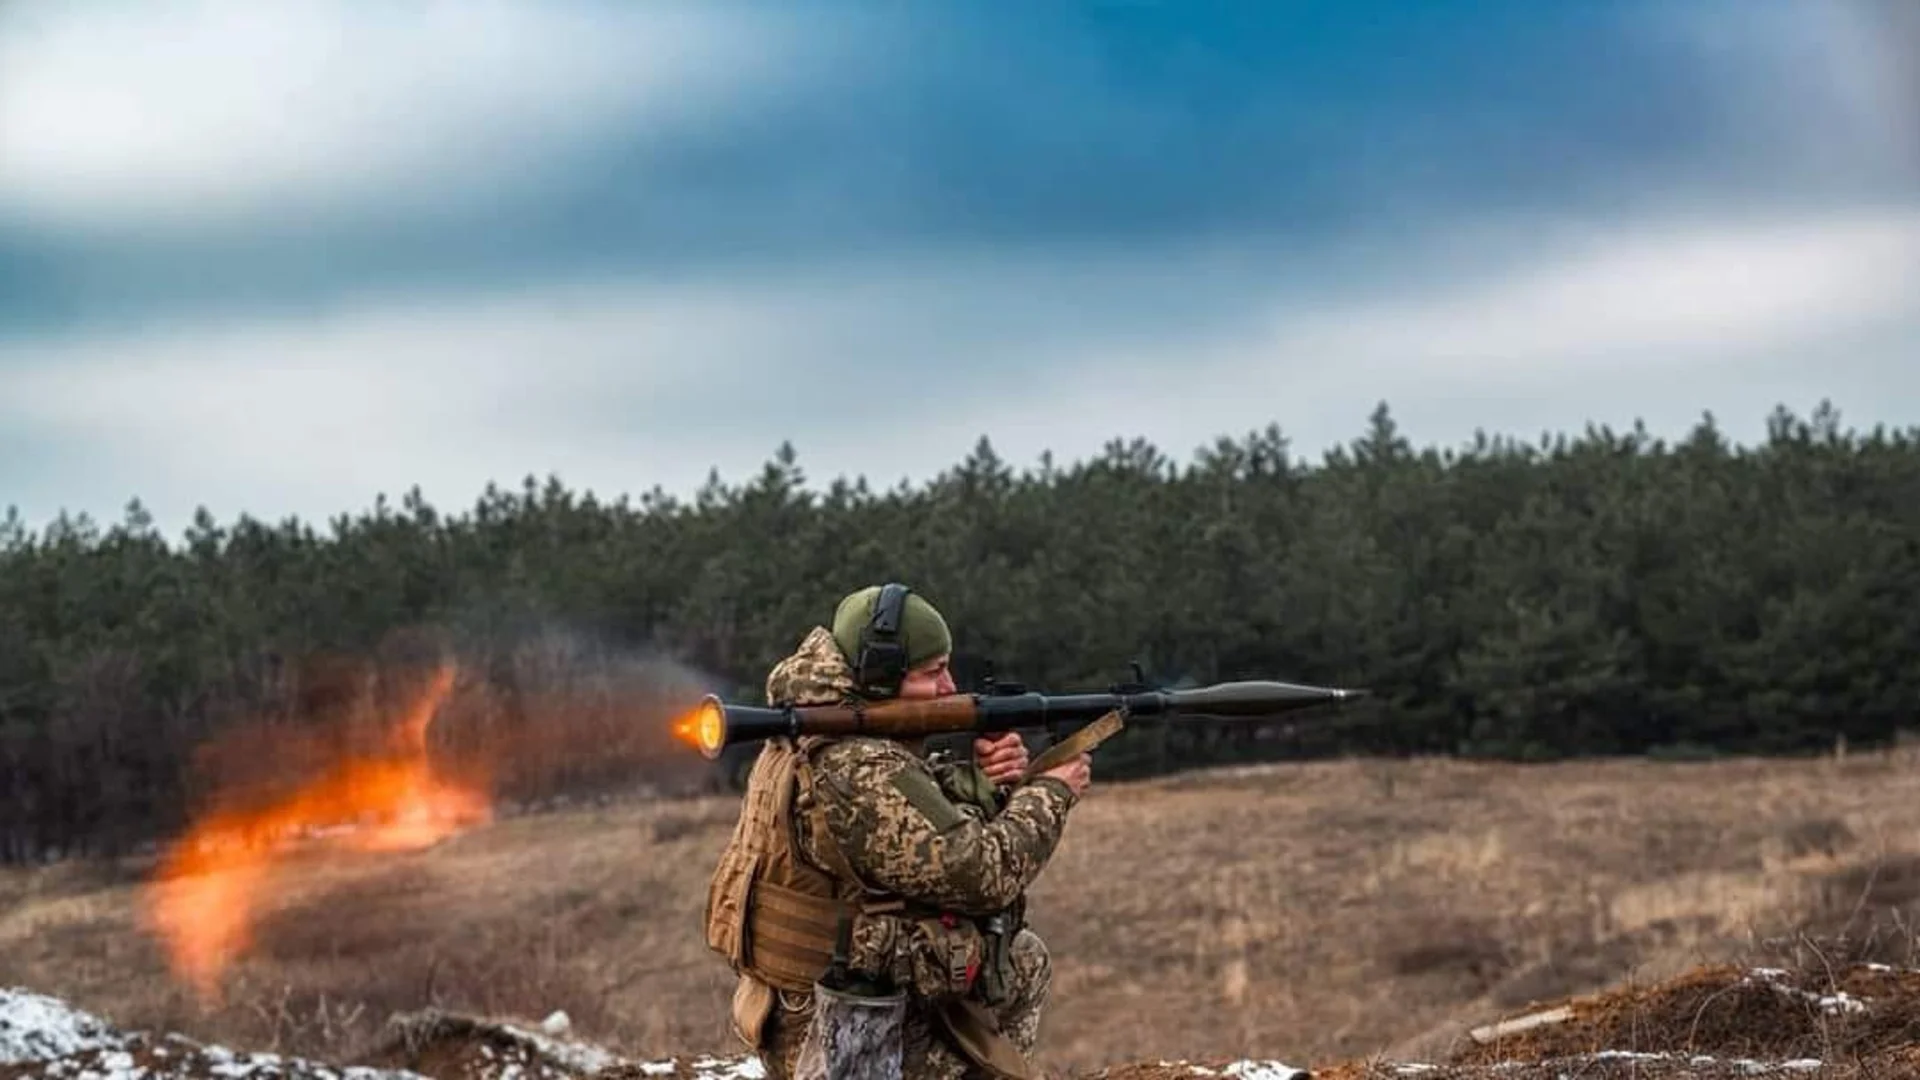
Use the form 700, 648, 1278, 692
361, 1009, 760, 1080
0, 989, 758, 1080
0, 987, 423, 1080
1456, 962, 1920, 1065
1327, 959, 1920, 1078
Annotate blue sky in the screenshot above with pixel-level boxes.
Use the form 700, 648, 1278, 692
2, 0, 1916, 536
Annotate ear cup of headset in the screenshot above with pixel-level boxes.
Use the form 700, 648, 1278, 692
856, 583, 912, 695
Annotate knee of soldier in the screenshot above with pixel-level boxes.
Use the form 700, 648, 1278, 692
1011, 927, 1051, 992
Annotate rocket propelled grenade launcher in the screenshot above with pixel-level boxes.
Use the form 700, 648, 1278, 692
684, 670, 1368, 779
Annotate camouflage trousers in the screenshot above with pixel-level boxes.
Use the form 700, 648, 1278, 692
759, 928, 1052, 1080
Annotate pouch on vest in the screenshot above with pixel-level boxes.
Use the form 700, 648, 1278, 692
792, 980, 907, 1080
729, 975, 776, 1050
906, 916, 985, 998
976, 911, 1016, 1008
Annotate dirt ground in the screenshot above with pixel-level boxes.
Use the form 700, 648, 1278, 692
8, 745, 1920, 1077
14, 954, 1920, 1080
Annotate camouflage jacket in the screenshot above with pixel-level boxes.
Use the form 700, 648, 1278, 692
765, 627, 1078, 918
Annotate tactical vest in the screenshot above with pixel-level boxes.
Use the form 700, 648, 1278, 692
705, 734, 864, 1007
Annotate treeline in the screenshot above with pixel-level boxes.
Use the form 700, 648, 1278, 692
3, 401, 1917, 864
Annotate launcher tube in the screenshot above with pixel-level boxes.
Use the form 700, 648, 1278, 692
687, 679, 1365, 760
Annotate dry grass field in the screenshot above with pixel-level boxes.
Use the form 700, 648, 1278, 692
8, 745, 1920, 1077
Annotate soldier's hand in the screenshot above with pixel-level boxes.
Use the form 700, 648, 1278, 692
974, 732, 1029, 786
1039, 753, 1092, 797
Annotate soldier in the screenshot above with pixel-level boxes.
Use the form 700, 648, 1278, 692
703, 583, 1092, 1080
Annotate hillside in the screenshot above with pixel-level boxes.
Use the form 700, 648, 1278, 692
7, 747, 1920, 1077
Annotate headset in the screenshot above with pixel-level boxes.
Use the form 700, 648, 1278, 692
854, 582, 914, 697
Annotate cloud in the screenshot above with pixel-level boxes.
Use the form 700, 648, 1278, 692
1253, 208, 1920, 380
6, 0, 1913, 344
861, 207, 1920, 473
0, 0, 814, 235
1636, 0, 1920, 192
4, 205, 1915, 536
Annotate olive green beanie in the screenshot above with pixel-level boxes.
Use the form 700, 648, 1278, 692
830, 585, 953, 678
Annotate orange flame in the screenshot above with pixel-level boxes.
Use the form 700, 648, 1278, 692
145, 664, 491, 1003
669, 708, 703, 750
667, 697, 726, 758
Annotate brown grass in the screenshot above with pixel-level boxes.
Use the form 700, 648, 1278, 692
8, 746, 1920, 1077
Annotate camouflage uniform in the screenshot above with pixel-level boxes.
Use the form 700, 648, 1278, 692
755, 627, 1078, 1080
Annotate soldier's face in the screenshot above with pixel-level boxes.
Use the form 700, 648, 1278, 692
898, 654, 956, 699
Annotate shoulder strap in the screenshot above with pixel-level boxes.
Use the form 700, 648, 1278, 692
792, 736, 871, 893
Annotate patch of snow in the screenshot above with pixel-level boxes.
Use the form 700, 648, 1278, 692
1738, 968, 1875, 1015
540, 1012, 571, 1037
5, 986, 444, 1080
485, 1021, 616, 1076
1815, 990, 1868, 1014
0, 988, 130, 1064
686, 1055, 765, 1080
1220, 1061, 1309, 1080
